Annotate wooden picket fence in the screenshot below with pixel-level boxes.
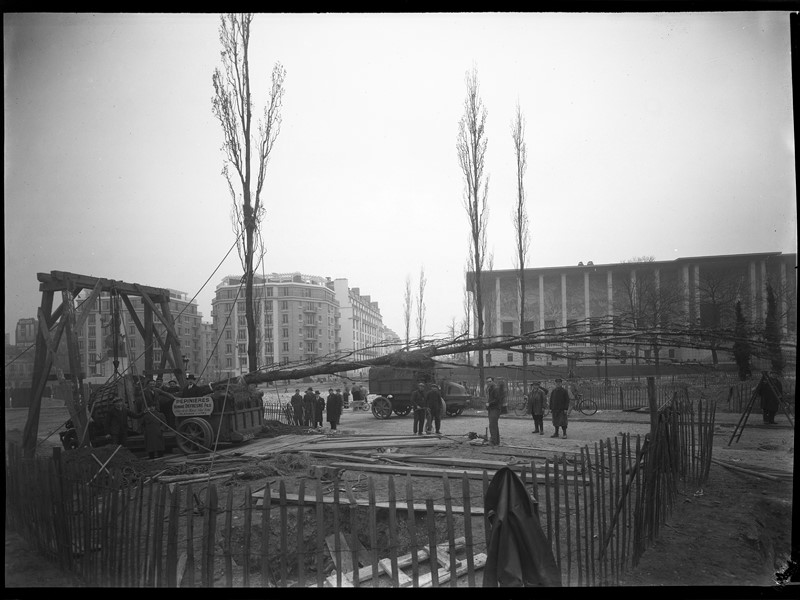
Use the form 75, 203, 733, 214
5, 398, 715, 587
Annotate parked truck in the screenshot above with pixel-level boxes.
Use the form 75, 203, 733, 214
368, 364, 472, 419
59, 374, 264, 454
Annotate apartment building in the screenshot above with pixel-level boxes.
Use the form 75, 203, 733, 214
332, 279, 384, 378
467, 252, 797, 369
210, 273, 341, 378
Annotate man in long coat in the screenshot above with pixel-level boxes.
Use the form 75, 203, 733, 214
327, 389, 343, 431
410, 382, 427, 435
105, 397, 131, 445
314, 390, 326, 428
302, 388, 316, 427
425, 383, 444, 434
290, 389, 304, 426
141, 402, 167, 459
529, 382, 547, 435
549, 378, 570, 438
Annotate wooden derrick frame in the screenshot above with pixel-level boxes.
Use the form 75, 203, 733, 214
21, 271, 186, 457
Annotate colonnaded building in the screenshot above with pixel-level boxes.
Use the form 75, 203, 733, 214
467, 251, 797, 371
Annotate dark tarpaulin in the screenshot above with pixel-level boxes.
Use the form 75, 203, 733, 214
483, 466, 562, 587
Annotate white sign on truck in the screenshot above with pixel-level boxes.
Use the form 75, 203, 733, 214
172, 396, 214, 417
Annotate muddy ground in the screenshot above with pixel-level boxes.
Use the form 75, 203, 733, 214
5, 390, 795, 588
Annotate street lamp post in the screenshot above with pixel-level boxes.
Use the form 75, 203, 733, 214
182, 355, 189, 376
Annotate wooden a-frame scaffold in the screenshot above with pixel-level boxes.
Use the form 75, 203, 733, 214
21, 270, 187, 458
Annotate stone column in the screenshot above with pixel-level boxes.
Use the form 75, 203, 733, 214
584, 271, 591, 327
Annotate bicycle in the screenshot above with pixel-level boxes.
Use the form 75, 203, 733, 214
513, 397, 530, 417
571, 394, 598, 416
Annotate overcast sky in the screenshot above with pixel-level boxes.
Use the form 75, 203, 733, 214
4, 12, 796, 345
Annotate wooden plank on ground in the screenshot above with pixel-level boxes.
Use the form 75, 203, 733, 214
301, 451, 380, 463
418, 553, 488, 588
318, 538, 466, 588
326, 533, 353, 575
371, 454, 518, 470
288, 438, 455, 452
251, 490, 484, 515
328, 461, 583, 484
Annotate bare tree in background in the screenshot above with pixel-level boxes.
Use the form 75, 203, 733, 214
457, 66, 490, 395
212, 13, 285, 373
416, 266, 427, 346
511, 101, 530, 395
403, 275, 413, 350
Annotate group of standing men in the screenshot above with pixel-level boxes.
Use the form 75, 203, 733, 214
409, 381, 445, 435
289, 387, 344, 431
485, 376, 573, 446
527, 378, 572, 438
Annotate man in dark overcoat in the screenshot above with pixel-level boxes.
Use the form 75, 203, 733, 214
290, 389, 304, 426
549, 378, 570, 438
425, 383, 444, 434
327, 389, 343, 431
302, 387, 316, 427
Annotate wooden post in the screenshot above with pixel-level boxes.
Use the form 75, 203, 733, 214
406, 475, 419, 587
279, 480, 288, 585
461, 473, 475, 587
315, 478, 325, 588
647, 377, 657, 438
243, 484, 252, 588
185, 484, 196, 588
223, 489, 233, 587
260, 481, 271, 587
296, 478, 306, 587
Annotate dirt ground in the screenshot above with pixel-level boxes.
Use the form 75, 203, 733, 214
5, 391, 796, 589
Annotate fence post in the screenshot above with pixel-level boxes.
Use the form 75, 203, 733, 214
647, 377, 657, 438
619, 388, 624, 410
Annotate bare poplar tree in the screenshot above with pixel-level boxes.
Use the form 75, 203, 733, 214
403, 275, 413, 350
416, 266, 427, 346
457, 66, 489, 395
511, 101, 530, 394
212, 13, 286, 373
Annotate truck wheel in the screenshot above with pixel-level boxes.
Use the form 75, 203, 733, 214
176, 417, 214, 454
393, 406, 411, 417
372, 397, 393, 420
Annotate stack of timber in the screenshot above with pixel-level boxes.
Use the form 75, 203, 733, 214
211, 433, 454, 459
311, 534, 487, 587
250, 486, 484, 515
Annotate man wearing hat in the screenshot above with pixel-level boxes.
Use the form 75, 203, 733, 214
529, 381, 547, 435
181, 374, 199, 398
549, 378, 570, 438
302, 387, 316, 427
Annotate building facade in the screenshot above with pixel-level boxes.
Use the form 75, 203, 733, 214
70, 288, 206, 381
332, 279, 384, 378
210, 273, 342, 379
468, 252, 797, 370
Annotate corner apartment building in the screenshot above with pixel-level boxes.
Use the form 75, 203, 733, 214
210, 273, 341, 379
467, 251, 797, 369
332, 279, 384, 378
